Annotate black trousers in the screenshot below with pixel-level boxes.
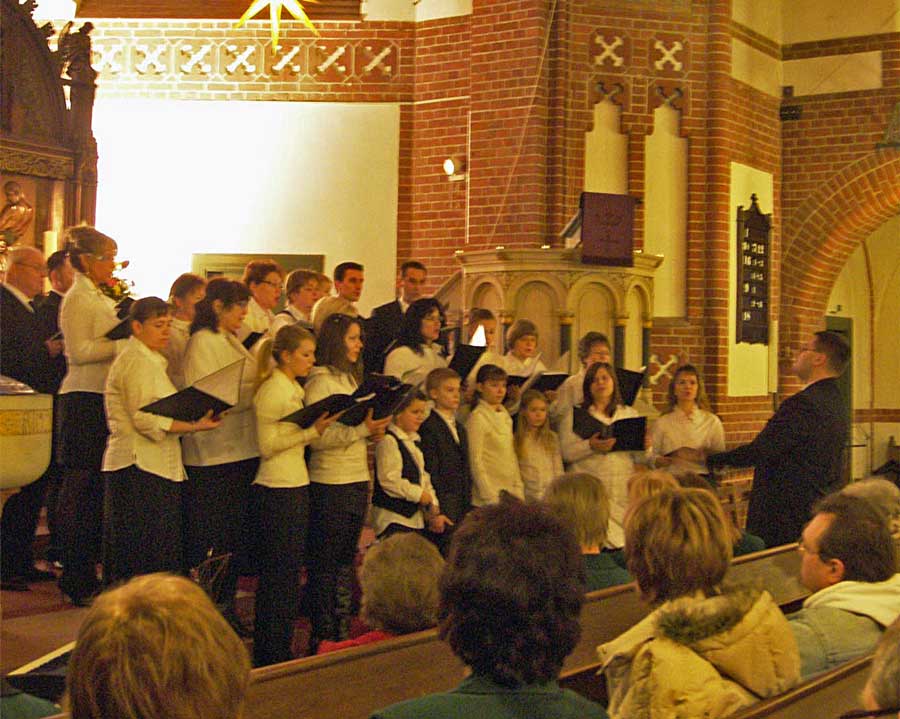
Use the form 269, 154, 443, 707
102, 465, 183, 586
305, 481, 368, 646
56, 392, 107, 598
249, 484, 309, 666
0, 470, 51, 578
183, 457, 259, 606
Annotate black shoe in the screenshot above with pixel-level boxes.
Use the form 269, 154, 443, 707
1, 577, 29, 592
23, 567, 57, 583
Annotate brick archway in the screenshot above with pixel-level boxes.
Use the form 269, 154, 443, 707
779, 150, 900, 391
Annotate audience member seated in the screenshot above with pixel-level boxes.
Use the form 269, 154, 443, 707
371, 498, 608, 718
65, 573, 250, 719
842, 477, 900, 536
787, 493, 900, 678
860, 617, 900, 719
598, 487, 799, 719
544, 472, 632, 591
318, 533, 444, 654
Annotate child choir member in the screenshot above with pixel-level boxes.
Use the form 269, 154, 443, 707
102, 297, 220, 586
559, 362, 641, 549
465, 364, 524, 505
304, 313, 391, 648
250, 324, 336, 666
515, 389, 564, 502
181, 278, 260, 617
500, 319, 550, 412
418, 368, 472, 555
163, 273, 206, 389
371, 391, 451, 540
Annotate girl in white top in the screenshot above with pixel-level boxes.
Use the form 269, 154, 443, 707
559, 361, 641, 548
500, 319, 554, 414
237, 259, 283, 346
162, 273, 206, 389
102, 297, 220, 586
250, 324, 336, 666
515, 389, 564, 502
269, 268, 321, 337
304, 312, 391, 647
465, 364, 525, 506
552, 331, 612, 425
180, 277, 259, 614
57, 225, 128, 604
383, 298, 447, 386
651, 364, 726, 477
372, 391, 451, 538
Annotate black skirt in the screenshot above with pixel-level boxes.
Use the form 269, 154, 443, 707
57, 392, 108, 471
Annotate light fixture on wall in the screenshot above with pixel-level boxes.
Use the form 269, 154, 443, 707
443, 155, 467, 182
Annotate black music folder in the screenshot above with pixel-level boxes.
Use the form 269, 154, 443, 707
115, 296, 135, 319
616, 367, 645, 406
104, 317, 132, 340
531, 372, 569, 392
281, 392, 374, 429
448, 344, 486, 379
572, 406, 646, 451
141, 359, 244, 422
242, 331, 265, 351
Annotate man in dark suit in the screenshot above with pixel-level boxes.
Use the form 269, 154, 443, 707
0, 246, 63, 590
704, 330, 851, 547
418, 368, 472, 556
364, 260, 427, 374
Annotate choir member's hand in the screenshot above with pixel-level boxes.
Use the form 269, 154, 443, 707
193, 410, 222, 432
45, 338, 64, 357
364, 409, 391, 441
672, 447, 706, 463
428, 514, 454, 534
312, 411, 339, 436
418, 490, 434, 507
589, 434, 616, 453
654, 455, 674, 468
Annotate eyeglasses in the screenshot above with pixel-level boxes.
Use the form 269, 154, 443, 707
92, 253, 117, 262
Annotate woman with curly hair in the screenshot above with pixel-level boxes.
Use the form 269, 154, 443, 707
383, 297, 447, 385
371, 497, 608, 719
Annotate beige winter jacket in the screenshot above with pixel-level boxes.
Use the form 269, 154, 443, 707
597, 588, 801, 719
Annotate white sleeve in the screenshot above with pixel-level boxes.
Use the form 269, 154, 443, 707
375, 435, 425, 503
61, 291, 118, 366
559, 407, 594, 463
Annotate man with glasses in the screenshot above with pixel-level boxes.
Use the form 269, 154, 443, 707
0, 245, 61, 590
788, 493, 900, 678
705, 330, 850, 547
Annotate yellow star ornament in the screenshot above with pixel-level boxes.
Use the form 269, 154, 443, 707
236, 0, 320, 51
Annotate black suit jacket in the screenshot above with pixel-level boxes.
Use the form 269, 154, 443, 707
364, 300, 403, 374
419, 410, 472, 523
0, 285, 56, 393
34, 291, 67, 394
708, 377, 849, 547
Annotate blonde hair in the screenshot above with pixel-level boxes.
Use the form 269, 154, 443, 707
543, 473, 611, 549
360, 533, 444, 635
66, 573, 250, 719
64, 224, 116, 274
627, 469, 678, 509
256, 324, 315, 385
625, 488, 732, 604
676, 472, 742, 545
515, 389, 558, 456
312, 295, 358, 334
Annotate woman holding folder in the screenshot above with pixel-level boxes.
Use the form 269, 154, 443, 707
558, 361, 642, 549
102, 297, 220, 586
304, 313, 391, 649
181, 277, 260, 619
56, 226, 127, 605
251, 324, 336, 666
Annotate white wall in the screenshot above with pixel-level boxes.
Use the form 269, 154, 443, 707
92, 99, 400, 315
363, 0, 472, 22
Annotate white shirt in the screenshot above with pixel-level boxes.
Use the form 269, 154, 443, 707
269, 304, 312, 338
559, 403, 641, 548
59, 272, 126, 394
552, 369, 586, 423
305, 365, 371, 485
465, 348, 504, 387
465, 402, 524, 506
433, 406, 460, 444
383, 343, 447, 385
102, 337, 184, 482
237, 297, 274, 344
650, 406, 726, 475
162, 317, 191, 389
500, 352, 548, 413
517, 433, 564, 502
371, 423, 439, 535
180, 328, 259, 466
253, 368, 319, 489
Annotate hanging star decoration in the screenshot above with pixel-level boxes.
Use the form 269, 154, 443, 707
236, 0, 320, 51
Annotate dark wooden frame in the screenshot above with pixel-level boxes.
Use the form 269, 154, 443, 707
736, 194, 772, 345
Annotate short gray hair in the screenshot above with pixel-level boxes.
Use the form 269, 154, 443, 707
866, 618, 900, 711
842, 477, 900, 535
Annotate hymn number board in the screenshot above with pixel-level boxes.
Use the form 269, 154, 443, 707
736, 194, 771, 345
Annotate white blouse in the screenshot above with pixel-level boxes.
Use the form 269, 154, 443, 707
59, 272, 126, 394
650, 407, 726, 457
371, 423, 439, 535
237, 297, 274, 345
162, 317, 191, 389
383, 343, 447, 385
517, 433, 564, 502
465, 402, 524, 506
559, 403, 641, 548
181, 328, 259, 466
253, 368, 320, 489
269, 304, 312, 338
102, 337, 184, 482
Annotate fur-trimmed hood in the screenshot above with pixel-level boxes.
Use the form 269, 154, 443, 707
598, 587, 800, 719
